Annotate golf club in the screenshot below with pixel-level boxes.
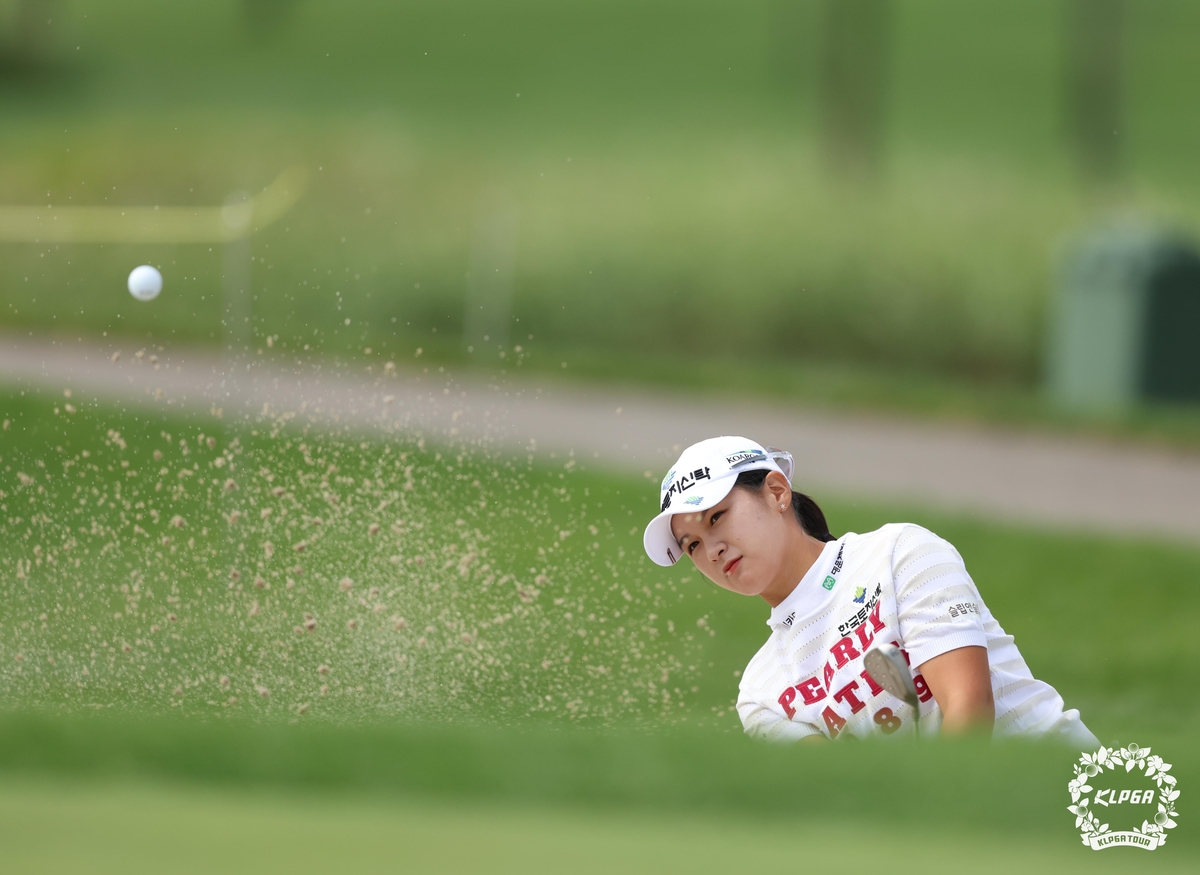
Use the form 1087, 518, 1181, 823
864, 643, 921, 738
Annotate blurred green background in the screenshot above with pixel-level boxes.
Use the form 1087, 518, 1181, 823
3, 2, 1199, 870
4, 0, 1200, 399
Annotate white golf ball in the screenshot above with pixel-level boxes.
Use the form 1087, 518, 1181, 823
127, 265, 163, 301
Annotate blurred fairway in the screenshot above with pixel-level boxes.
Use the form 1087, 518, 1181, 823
5, 0, 1200, 410
4, 776, 1193, 875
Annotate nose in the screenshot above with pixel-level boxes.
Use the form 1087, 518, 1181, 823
704, 539, 725, 565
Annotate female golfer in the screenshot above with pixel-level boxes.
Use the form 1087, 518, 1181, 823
643, 436, 1098, 746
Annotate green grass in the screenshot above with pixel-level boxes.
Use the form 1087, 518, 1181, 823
5, 0, 1200, 402
5, 769, 1194, 874
2, 391, 1198, 866
3, 389, 1199, 739
0, 712, 1195, 869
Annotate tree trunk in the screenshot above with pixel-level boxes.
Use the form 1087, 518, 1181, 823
819, 0, 892, 179
1064, 0, 1124, 183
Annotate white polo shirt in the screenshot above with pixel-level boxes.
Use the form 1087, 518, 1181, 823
737, 523, 1098, 747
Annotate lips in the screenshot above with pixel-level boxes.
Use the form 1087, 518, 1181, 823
723, 556, 742, 576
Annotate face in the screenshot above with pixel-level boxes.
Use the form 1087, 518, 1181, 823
669, 477, 793, 598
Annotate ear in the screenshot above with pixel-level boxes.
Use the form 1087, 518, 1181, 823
762, 471, 791, 510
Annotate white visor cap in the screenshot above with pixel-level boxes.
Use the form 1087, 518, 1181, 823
642, 436, 794, 567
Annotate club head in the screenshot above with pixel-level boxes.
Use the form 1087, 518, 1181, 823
864, 643, 919, 707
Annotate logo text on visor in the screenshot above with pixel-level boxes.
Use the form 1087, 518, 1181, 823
660, 467, 711, 511
726, 450, 767, 468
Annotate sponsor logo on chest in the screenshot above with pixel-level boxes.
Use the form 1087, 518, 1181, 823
837, 583, 883, 637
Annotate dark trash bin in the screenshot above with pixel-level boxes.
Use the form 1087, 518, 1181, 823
1141, 246, 1200, 403
1050, 223, 1200, 409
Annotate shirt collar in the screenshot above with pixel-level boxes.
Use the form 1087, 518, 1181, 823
767, 537, 844, 630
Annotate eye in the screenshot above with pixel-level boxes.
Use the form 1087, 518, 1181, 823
687, 540, 699, 555
709, 511, 724, 526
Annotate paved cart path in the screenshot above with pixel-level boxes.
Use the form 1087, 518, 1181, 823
4, 333, 1200, 544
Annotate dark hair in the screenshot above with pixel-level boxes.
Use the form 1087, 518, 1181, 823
733, 470, 836, 542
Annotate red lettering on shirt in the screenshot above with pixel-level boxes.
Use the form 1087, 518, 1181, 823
913, 673, 933, 703
869, 600, 885, 633
859, 668, 884, 696
823, 661, 835, 690
796, 676, 827, 705
822, 706, 847, 739
854, 621, 875, 652
830, 636, 861, 668
778, 685, 797, 719
833, 680, 867, 714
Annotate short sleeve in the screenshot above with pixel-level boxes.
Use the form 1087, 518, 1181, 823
892, 525, 988, 671
737, 693, 824, 743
